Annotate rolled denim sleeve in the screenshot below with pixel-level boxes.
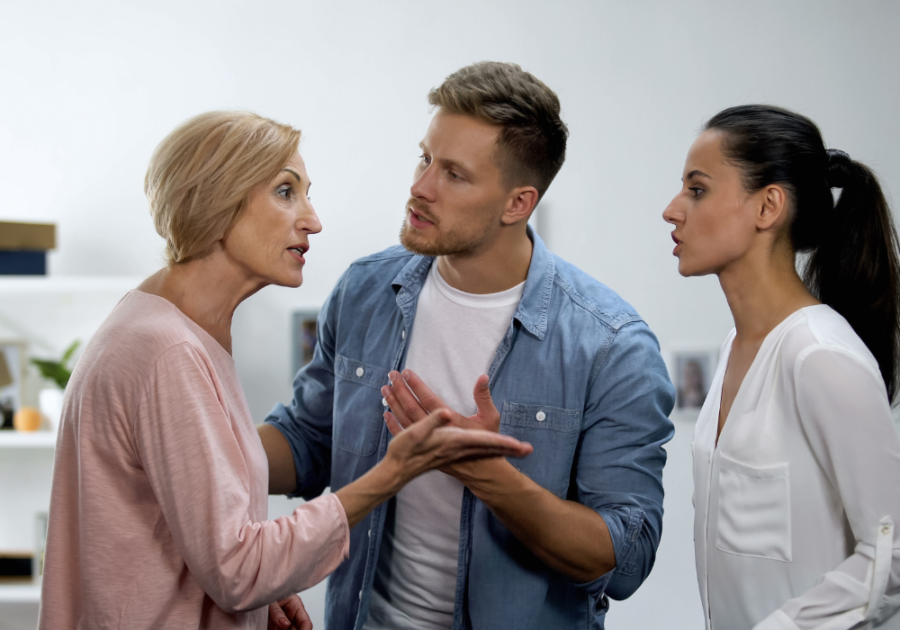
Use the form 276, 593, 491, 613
264, 273, 347, 500
576, 319, 675, 601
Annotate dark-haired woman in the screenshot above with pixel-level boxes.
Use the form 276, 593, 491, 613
664, 105, 900, 629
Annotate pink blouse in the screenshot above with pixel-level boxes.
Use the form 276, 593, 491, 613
40, 290, 349, 629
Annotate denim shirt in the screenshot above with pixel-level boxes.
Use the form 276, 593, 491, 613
265, 230, 675, 630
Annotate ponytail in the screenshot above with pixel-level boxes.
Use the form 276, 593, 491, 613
707, 105, 900, 402
805, 149, 900, 401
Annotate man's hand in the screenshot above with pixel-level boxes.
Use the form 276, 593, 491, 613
381, 369, 504, 483
267, 594, 313, 630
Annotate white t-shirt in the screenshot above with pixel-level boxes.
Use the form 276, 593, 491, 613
693, 305, 900, 630
362, 262, 525, 630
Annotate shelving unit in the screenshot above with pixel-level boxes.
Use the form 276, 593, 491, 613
0, 276, 139, 624
0, 432, 57, 448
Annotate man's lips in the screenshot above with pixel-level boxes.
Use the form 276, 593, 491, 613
407, 208, 435, 229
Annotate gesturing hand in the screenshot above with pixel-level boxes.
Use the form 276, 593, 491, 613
381, 369, 501, 433
267, 594, 312, 630
381, 370, 512, 483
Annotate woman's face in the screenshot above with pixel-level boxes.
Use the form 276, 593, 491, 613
662, 130, 762, 277
223, 152, 322, 287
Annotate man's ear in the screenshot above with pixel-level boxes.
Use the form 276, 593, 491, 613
756, 183, 789, 231
501, 186, 540, 226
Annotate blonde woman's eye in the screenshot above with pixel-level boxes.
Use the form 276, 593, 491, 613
277, 185, 292, 198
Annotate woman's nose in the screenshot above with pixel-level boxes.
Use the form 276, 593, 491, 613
301, 203, 323, 234
662, 198, 682, 225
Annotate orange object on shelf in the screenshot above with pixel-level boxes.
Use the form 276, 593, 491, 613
13, 407, 41, 432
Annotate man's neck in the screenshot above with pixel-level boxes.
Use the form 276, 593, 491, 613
435, 228, 533, 295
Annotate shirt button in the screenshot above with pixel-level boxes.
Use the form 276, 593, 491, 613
368, 529, 371, 538
535, 410, 546, 422
382, 397, 388, 407
401, 330, 406, 340
356, 367, 365, 378
883, 525, 891, 535
359, 590, 363, 601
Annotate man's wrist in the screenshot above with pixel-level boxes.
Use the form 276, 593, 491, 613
454, 457, 520, 497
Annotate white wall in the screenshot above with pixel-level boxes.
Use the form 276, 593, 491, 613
2, 1, 899, 628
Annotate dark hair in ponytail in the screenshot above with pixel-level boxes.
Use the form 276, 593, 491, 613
706, 104, 900, 402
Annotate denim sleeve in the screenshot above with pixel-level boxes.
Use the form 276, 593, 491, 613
575, 319, 675, 602
263, 273, 346, 500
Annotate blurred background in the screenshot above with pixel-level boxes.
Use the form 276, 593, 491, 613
1, 1, 898, 628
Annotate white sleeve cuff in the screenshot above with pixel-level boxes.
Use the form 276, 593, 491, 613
753, 609, 801, 630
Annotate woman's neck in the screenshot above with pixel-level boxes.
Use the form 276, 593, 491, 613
137, 249, 267, 354
718, 246, 820, 345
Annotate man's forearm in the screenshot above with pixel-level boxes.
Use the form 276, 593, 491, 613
456, 458, 616, 584
257, 424, 298, 495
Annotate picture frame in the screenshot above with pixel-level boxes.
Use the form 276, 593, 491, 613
670, 348, 720, 414
0, 338, 28, 428
291, 310, 320, 377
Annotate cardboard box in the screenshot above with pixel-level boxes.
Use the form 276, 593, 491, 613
0, 221, 56, 251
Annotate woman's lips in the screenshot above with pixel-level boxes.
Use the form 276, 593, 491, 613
287, 245, 307, 263
408, 208, 435, 229
671, 233, 683, 256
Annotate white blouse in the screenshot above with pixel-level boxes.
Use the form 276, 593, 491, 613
693, 305, 900, 630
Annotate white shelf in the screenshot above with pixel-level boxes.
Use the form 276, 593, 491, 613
0, 432, 57, 448
0, 276, 144, 294
0, 582, 40, 603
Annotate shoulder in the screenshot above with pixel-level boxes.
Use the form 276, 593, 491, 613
550, 254, 644, 333
77, 292, 214, 380
781, 305, 882, 388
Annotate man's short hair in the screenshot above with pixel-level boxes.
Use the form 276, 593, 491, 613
428, 61, 568, 199
145, 111, 301, 265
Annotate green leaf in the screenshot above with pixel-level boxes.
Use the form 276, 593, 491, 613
60, 340, 80, 367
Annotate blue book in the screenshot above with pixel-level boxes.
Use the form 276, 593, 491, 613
0, 250, 47, 275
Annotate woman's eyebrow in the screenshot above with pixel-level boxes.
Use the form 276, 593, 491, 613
685, 169, 712, 181
281, 168, 302, 183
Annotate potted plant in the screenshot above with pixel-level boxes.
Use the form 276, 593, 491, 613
30, 340, 79, 432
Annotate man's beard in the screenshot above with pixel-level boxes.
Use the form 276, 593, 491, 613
399, 198, 490, 257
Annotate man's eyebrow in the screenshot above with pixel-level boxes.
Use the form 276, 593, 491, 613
281, 168, 302, 183
685, 169, 712, 181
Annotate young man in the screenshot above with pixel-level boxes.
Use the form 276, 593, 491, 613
260, 62, 675, 630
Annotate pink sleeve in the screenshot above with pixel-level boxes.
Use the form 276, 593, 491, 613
133, 343, 349, 613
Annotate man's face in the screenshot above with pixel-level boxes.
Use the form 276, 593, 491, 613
400, 110, 511, 257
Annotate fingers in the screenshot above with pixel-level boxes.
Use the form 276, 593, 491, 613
280, 594, 313, 630
268, 601, 290, 629
401, 369, 445, 413
471, 374, 500, 428
433, 426, 533, 458
384, 411, 404, 436
381, 370, 428, 428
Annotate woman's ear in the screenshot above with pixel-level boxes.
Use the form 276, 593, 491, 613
501, 186, 540, 226
757, 183, 789, 231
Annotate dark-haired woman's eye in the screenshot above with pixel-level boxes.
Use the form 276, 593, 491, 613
689, 187, 704, 198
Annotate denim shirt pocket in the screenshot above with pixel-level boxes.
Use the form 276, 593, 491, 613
499, 401, 582, 498
333, 354, 391, 456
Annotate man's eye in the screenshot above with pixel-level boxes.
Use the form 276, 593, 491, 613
449, 171, 460, 180
420, 154, 431, 165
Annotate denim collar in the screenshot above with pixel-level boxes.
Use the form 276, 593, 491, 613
390, 225, 554, 340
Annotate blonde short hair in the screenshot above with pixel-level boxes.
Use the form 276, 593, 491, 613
145, 111, 301, 264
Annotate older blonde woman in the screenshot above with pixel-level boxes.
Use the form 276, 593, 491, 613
39, 111, 532, 630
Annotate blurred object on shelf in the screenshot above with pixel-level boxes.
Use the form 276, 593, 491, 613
33, 514, 47, 582
0, 222, 56, 276
30, 340, 79, 390
38, 389, 64, 433
0, 399, 12, 430
0, 350, 11, 388
0, 552, 32, 579
12, 408, 40, 432
291, 310, 319, 376
0, 340, 26, 425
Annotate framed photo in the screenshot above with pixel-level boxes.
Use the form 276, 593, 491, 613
0, 338, 27, 427
291, 310, 320, 377
672, 349, 719, 411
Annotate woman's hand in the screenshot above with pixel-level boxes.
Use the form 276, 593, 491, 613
382, 406, 530, 486
334, 406, 531, 530
267, 594, 312, 630
381, 369, 500, 433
